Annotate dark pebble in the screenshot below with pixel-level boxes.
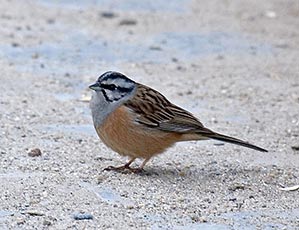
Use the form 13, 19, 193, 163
228, 183, 245, 191
149, 46, 162, 51
101, 12, 117, 19
73, 213, 93, 220
47, 18, 55, 24
291, 145, 299, 151
119, 19, 137, 26
11, 42, 20, 47
28, 148, 42, 157
43, 220, 52, 226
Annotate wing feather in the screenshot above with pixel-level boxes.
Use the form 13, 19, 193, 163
124, 84, 213, 134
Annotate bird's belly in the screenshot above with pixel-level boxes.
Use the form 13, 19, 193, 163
95, 106, 181, 159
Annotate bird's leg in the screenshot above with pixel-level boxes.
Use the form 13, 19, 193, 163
129, 158, 150, 174
104, 157, 136, 171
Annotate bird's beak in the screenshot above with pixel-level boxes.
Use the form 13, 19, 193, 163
89, 82, 101, 91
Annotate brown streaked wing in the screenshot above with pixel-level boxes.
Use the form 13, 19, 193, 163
124, 84, 214, 135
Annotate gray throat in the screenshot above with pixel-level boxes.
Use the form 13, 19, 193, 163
89, 89, 135, 128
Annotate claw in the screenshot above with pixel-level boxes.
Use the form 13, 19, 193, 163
103, 157, 149, 174
104, 165, 129, 171
103, 157, 136, 172
103, 165, 145, 174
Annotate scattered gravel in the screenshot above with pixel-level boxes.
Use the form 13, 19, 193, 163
0, 0, 298, 229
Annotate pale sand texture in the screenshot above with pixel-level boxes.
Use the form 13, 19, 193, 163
0, 0, 298, 229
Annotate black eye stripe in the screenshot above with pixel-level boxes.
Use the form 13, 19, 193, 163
101, 83, 116, 90
101, 83, 133, 93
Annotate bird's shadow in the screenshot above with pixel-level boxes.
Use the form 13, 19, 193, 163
102, 163, 266, 185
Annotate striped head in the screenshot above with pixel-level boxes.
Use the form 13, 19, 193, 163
89, 71, 136, 103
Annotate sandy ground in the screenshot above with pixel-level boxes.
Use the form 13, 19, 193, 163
0, 0, 299, 229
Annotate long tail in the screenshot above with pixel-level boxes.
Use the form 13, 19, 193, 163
204, 132, 268, 152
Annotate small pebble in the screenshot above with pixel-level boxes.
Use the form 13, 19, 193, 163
101, 12, 117, 19
73, 213, 93, 220
119, 19, 137, 26
199, 216, 207, 223
228, 183, 245, 191
291, 145, 299, 151
191, 215, 201, 222
96, 175, 107, 184
149, 46, 162, 51
11, 42, 20, 47
26, 210, 44, 216
31, 53, 39, 59
43, 220, 52, 226
28, 148, 42, 157
46, 18, 55, 24
176, 66, 184, 71
179, 171, 186, 177
16, 218, 25, 225
265, 10, 276, 18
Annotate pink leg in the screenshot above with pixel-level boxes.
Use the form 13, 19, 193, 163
104, 157, 136, 171
129, 158, 151, 173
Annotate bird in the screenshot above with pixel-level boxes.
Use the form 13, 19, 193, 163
89, 71, 267, 173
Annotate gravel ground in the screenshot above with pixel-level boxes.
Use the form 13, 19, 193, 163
0, 0, 298, 229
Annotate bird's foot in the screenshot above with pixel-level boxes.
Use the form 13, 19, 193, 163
104, 165, 130, 171
104, 165, 145, 174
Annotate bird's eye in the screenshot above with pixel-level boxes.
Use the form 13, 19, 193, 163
102, 84, 117, 90
109, 84, 116, 90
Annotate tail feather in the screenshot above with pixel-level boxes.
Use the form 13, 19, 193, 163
204, 132, 268, 152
